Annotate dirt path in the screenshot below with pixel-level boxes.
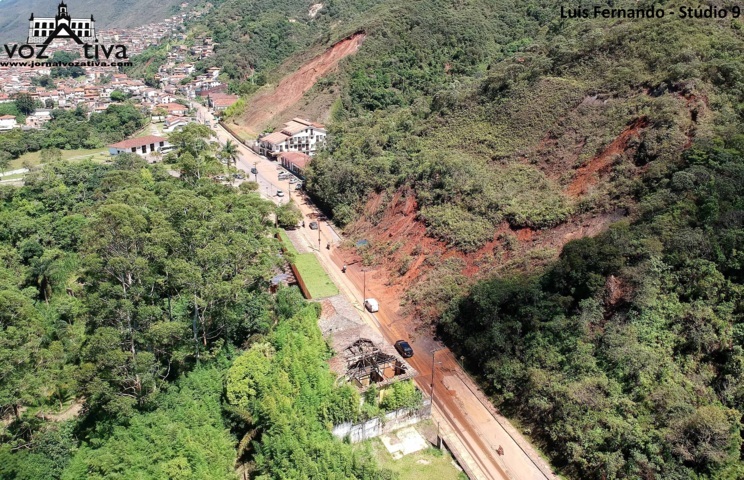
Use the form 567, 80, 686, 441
236, 32, 365, 135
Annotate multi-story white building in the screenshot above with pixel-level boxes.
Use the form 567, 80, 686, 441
27, 2, 97, 45
258, 118, 327, 157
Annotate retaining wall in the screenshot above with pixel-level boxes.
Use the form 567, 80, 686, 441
332, 398, 432, 443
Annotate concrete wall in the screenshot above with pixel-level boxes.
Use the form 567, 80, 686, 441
332, 398, 432, 443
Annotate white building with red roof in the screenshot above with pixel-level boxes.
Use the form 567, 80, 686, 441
258, 118, 326, 157
108, 135, 170, 156
278, 151, 311, 178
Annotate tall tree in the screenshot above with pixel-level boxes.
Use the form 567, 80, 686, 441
13, 93, 36, 116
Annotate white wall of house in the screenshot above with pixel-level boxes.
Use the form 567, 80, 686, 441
260, 126, 327, 157
0, 117, 18, 131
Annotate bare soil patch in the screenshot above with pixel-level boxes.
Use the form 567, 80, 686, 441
234, 32, 365, 136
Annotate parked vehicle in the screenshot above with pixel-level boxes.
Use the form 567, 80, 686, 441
295, 184, 303, 190
289, 177, 297, 184
364, 298, 379, 313
251, 167, 258, 174
233, 173, 245, 179
308, 221, 319, 230
276, 190, 284, 197
394, 340, 414, 358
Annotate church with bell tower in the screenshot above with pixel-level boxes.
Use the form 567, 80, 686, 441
27, 2, 97, 45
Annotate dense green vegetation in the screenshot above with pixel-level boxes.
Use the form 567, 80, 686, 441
441, 142, 744, 479
227, 302, 393, 478
303, 0, 744, 250
61, 367, 237, 479
0, 152, 280, 477
294, 1, 744, 477
0, 121, 410, 478
0, 104, 147, 161
129, 0, 385, 91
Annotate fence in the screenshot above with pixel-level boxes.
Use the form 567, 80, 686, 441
332, 398, 432, 443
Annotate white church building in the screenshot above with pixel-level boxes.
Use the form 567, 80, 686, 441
27, 2, 96, 45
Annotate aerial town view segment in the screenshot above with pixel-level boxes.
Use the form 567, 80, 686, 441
1, 1, 743, 479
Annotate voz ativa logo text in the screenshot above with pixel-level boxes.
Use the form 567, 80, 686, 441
3, 1, 128, 61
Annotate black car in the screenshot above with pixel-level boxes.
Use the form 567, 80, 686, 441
250, 167, 258, 174
308, 221, 319, 230
394, 340, 414, 358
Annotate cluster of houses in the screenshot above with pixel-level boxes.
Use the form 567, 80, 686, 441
0, 1, 330, 177
156, 41, 226, 100
0, 4, 205, 130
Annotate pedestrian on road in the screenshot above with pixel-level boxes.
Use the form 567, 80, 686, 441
342, 265, 347, 273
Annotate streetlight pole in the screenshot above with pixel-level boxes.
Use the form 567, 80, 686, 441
363, 269, 367, 301
253, 161, 258, 183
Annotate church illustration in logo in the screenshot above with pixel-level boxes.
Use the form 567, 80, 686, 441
27, 2, 97, 45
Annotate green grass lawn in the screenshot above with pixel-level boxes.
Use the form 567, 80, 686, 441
293, 252, 338, 299
277, 230, 299, 256
9, 148, 110, 170
363, 437, 465, 480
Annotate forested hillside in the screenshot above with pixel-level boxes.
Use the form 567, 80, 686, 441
442, 143, 744, 479
168, 1, 744, 476
215, 0, 744, 478
295, 1, 744, 478
0, 132, 393, 478
0, 153, 279, 477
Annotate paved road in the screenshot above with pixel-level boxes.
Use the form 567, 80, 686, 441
195, 105, 556, 480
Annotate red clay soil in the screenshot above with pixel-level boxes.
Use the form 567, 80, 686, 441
238, 32, 366, 133
566, 117, 648, 197
342, 189, 624, 315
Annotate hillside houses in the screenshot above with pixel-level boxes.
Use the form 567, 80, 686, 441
207, 93, 239, 112
0, 6, 216, 131
258, 118, 327, 157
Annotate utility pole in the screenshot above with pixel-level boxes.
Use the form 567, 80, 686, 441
253, 161, 258, 183
363, 268, 367, 301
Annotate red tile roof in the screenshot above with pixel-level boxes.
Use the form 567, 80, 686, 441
262, 132, 289, 144
109, 135, 167, 149
279, 151, 311, 169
